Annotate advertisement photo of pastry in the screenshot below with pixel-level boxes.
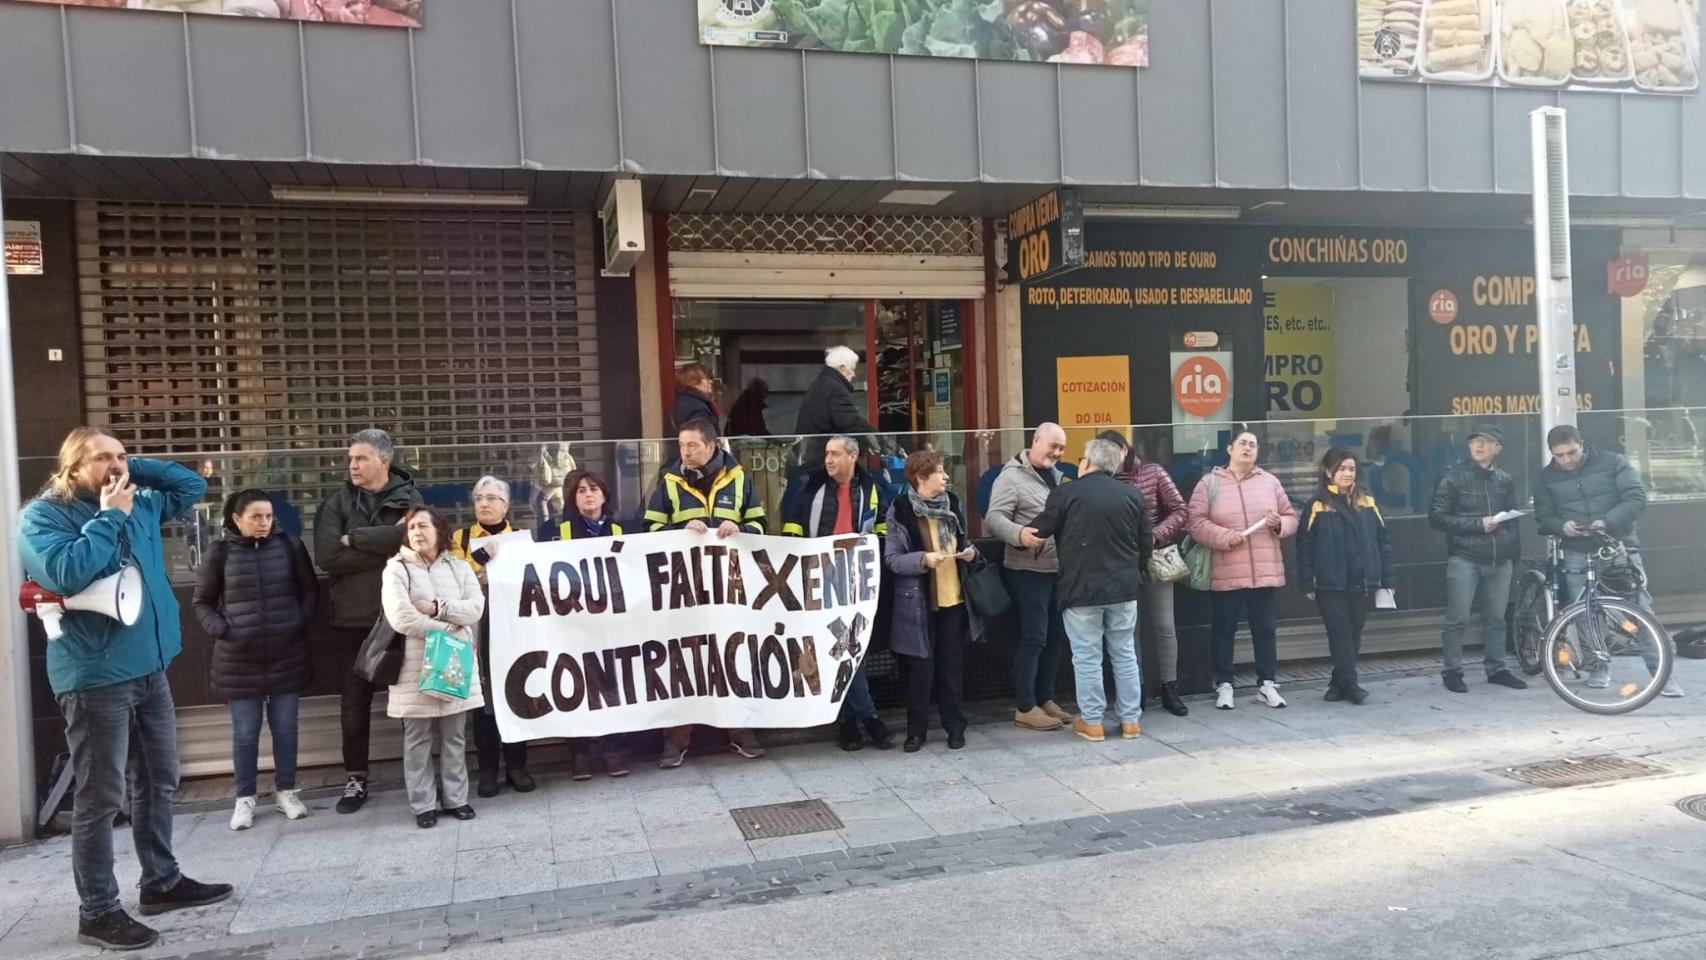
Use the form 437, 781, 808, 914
1565, 0, 1634, 80
1628, 0, 1700, 91
1500, 0, 1576, 84
1420, 0, 1495, 81
1358, 0, 1423, 76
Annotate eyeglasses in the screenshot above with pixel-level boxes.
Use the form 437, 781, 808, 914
473, 495, 509, 505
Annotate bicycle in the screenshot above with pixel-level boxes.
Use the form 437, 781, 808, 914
1534, 532, 1673, 715
1511, 538, 1563, 677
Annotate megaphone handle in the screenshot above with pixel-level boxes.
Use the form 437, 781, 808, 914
38, 605, 65, 641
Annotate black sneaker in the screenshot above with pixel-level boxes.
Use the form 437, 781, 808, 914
863, 716, 896, 750
1442, 672, 1468, 693
1488, 670, 1529, 690
335, 775, 369, 814
1323, 684, 1345, 702
78, 909, 158, 950
138, 876, 234, 917
837, 715, 864, 752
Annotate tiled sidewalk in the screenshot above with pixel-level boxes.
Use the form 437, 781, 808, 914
3, 660, 1705, 960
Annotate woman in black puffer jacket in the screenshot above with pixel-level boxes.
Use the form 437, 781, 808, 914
193, 489, 319, 830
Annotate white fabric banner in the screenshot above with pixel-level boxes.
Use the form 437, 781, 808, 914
487, 530, 881, 740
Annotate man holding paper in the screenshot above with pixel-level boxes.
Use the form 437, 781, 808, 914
1428, 424, 1527, 693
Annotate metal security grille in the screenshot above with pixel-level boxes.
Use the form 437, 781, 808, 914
77, 201, 599, 454
669, 213, 983, 256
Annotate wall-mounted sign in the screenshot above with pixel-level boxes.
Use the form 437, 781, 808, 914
1182, 330, 1220, 349
1608, 252, 1650, 296
699, 0, 1148, 67
1057, 355, 1129, 458
1264, 285, 1336, 419
4, 0, 421, 26
3, 221, 42, 277
937, 301, 962, 350
1358, 0, 1699, 95
1007, 189, 1085, 285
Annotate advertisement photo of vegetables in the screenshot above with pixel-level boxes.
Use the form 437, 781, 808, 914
699, 0, 1149, 67
1357, 0, 1697, 93
1, 0, 421, 27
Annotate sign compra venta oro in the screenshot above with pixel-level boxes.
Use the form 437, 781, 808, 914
1006, 189, 1085, 285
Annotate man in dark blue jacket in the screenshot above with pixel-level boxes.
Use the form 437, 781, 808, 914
19, 427, 231, 950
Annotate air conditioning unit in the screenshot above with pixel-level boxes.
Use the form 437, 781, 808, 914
601, 180, 646, 277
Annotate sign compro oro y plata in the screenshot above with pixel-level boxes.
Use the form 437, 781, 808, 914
1007, 189, 1085, 285
488, 531, 881, 740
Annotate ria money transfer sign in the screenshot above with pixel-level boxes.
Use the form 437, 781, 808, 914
1358, 0, 1700, 94
488, 530, 881, 740
4, 0, 421, 28
700, 0, 1150, 67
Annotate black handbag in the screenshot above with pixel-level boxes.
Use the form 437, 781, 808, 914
353, 613, 404, 686
962, 555, 1012, 620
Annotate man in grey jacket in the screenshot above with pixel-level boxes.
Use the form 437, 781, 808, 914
985, 423, 1073, 731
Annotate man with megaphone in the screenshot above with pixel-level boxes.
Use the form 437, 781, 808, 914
18, 426, 233, 951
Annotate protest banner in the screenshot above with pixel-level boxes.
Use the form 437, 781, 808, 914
487, 529, 881, 740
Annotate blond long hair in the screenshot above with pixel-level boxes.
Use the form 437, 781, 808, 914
39, 426, 119, 503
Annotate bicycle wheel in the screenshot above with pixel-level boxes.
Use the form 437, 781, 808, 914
1511, 569, 1549, 676
1541, 598, 1673, 715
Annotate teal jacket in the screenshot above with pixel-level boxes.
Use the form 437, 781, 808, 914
19, 458, 207, 695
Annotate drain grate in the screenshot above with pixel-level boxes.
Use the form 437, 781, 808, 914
1677, 795, 1706, 821
1501, 755, 1667, 788
729, 799, 844, 840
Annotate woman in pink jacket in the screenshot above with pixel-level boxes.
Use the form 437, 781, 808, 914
1186, 430, 1298, 711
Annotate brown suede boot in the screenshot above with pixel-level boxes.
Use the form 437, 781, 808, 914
1014, 707, 1064, 731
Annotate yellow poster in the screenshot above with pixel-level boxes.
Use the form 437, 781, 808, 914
1056, 356, 1130, 460
1264, 285, 1336, 420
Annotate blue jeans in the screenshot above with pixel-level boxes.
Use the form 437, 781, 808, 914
1062, 602, 1144, 726
229, 694, 301, 798
1008, 569, 1066, 711
839, 662, 877, 723
1442, 556, 1514, 678
1560, 548, 1661, 672
58, 671, 182, 921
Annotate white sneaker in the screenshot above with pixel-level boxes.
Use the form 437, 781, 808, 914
1254, 681, 1287, 708
230, 796, 256, 831
1661, 677, 1686, 698
1215, 683, 1235, 710
276, 788, 308, 820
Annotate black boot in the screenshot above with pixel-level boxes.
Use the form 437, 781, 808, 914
864, 716, 896, 750
1160, 682, 1189, 717
837, 714, 864, 751
476, 765, 500, 798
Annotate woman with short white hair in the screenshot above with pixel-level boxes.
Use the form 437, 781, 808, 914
449, 476, 534, 797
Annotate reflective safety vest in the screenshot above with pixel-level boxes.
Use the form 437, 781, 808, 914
450, 521, 512, 579
557, 518, 624, 540
782, 472, 886, 538
645, 461, 765, 533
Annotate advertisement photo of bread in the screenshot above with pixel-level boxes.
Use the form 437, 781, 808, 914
1565, 0, 1634, 79
1359, 0, 1423, 75
1421, 0, 1495, 78
1500, 0, 1576, 83
1628, 0, 1700, 91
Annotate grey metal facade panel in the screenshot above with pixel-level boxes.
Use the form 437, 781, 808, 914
411, 0, 521, 168
1425, 86, 1494, 192
186, 18, 305, 161
1138, 0, 1215, 187
613, 0, 715, 174
65, 12, 192, 157
803, 54, 895, 180
892, 57, 978, 182
513, 0, 619, 171
1685, 86, 1706, 198
3, 0, 1702, 200
711, 47, 807, 178
1284, 0, 1358, 191
1210, 0, 1288, 188
1358, 85, 1429, 191
0, 5, 71, 152
976, 61, 1062, 183
1620, 96, 1682, 198
302, 27, 415, 163
1559, 92, 1620, 197
1059, 67, 1139, 185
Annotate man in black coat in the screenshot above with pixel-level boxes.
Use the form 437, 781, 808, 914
794, 346, 882, 472
1020, 437, 1153, 743
1427, 424, 1527, 693
312, 428, 423, 813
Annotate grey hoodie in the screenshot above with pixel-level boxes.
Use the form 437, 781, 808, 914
984, 452, 1063, 573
